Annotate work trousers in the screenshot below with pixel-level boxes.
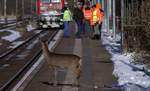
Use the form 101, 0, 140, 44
63, 21, 69, 38
84, 20, 92, 37
94, 23, 100, 35
93, 23, 101, 39
76, 21, 83, 38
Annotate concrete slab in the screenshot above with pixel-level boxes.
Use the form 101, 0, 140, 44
79, 38, 120, 91
23, 63, 63, 91
54, 38, 82, 57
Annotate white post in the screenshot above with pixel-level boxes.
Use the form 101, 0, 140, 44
121, 0, 124, 53
113, 0, 116, 39
102, 0, 106, 31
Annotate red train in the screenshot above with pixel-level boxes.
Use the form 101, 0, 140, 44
37, 0, 65, 28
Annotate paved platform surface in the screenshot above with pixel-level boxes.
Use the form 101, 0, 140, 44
22, 19, 120, 91
22, 37, 121, 91
79, 38, 119, 91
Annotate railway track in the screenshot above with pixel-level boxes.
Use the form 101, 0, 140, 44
0, 29, 59, 91
0, 29, 43, 59
0, 23, 38, 57
0, 17, 38, 30
0, 21, 23, 30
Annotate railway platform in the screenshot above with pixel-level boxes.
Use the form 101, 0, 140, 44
11, 24, 120, 91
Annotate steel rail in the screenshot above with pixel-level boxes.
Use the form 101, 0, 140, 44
0, 30, 59, 91
0, 29, 42, 59
0, 21, 22, 30
0, 17, 38, 30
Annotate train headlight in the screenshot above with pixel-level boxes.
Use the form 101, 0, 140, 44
60, 19, 63, 22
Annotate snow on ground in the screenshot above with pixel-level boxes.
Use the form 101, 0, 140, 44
8, 41, 24, 48
0, 17, 16, 24
101, 28, 150, 91
26, 24, 36, 31
1, 29, 21, 42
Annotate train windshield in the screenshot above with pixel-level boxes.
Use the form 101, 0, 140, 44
41, 0, 60, 3
51, 0, 60, 3
41, 0, 50, 3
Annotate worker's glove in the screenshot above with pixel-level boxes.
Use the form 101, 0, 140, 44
94, 22, 99, 25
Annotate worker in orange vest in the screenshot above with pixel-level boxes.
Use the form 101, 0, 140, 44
90, 5, 96, 35
83, 4, 92, 38
91, 3, 104, 40
99, 4, 104, 36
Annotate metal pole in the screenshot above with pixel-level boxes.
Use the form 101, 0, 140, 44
31, 0, 33, 15
121, 0, 124, 53
31, 0, 33, 20
107, 0, 110, 33
113, 0, 116, 38
16, 0, 18, 25
0, 0, 2, 25
102, 0, 104, 10
35, 0, 38, 15
35, 0, 37, 16
37, 0, 41, 16
4, 0, 7, 24
22, 0, 24, 19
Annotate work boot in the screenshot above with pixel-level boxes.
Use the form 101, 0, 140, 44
91, 35, 101, 40
95, 34, 100, 40
91, 35, 96, 40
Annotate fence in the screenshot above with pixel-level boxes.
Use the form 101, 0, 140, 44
122, 0, 150, 53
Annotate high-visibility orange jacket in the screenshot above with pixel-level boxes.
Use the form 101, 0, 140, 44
90, 3, 104, 25
83, 7, 92, 20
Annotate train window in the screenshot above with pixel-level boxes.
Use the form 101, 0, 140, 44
51, 0, 60, 3
42, 0, 50, 3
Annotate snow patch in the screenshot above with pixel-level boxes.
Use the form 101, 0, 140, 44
1, 29, 21, 42
27, 24, 36, 31
42, 10, 60, 16
8, 41, 24, 48
112, 54, 150, 88
101, 27, 150, 90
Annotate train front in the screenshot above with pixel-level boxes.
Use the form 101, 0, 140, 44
38, 0, 64, 29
